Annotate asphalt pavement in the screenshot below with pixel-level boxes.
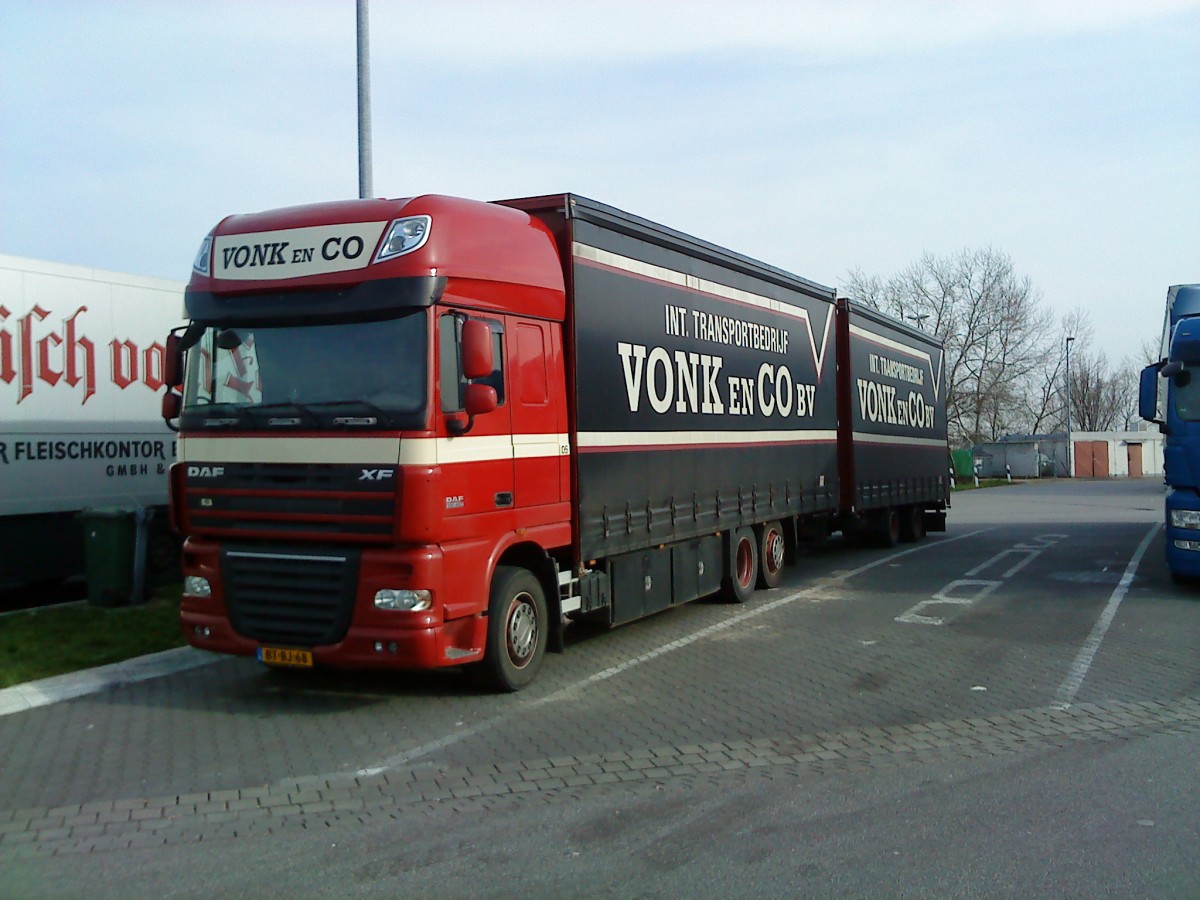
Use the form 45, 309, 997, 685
2, 477, 1198, 898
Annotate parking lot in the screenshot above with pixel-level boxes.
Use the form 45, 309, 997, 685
3, 477, 1198, 896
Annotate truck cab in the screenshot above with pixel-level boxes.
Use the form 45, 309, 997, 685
1140, 284, 1200, 578
166, 196, 572, 690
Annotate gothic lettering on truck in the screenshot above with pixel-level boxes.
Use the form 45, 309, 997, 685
166, 194, 949, 692
0, 254, 184, 589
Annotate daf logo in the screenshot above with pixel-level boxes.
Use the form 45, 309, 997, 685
187, 465, 225, 478
360, 468, 395, 482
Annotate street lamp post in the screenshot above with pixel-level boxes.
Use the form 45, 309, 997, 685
357, 0, 373, 199
1065, 336, 1074, 477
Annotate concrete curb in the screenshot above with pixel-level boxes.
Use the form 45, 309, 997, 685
0, 647, 221, 718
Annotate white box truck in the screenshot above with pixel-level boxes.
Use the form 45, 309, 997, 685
0, 255, 185, 591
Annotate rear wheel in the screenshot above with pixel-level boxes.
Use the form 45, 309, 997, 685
757, 520, 786, 589
873, 509, 901, 548
899, 506, 926, 543
723, 527, 759, 603
479, 566, 547, 692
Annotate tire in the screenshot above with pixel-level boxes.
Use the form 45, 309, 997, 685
480, 566, 547, 692
757, 520, 786, 589
723, 527, 759, 603
898, 506, 926, 543
874, 509, 901, 548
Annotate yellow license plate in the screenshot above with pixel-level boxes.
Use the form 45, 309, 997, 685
258, 647, 313, 668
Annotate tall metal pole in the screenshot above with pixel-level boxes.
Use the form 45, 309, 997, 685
357, 0, 373, 199
1065, 336, 1074, 477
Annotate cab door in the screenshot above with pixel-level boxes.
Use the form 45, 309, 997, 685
507, 318, 568, 509
436, 310, 514, 520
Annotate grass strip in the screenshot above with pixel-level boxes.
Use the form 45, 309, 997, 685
0, 585, 184, 689
953, 478, 1021, 491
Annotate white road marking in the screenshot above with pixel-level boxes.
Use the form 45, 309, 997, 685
1053, 522, 1163, 709
896, 534, 1065, 627
353, 528, 993, 776
895, 579, 1003, 625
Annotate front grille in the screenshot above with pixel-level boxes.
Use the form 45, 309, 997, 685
187, 463, 395, 543
222, 546, 360, 647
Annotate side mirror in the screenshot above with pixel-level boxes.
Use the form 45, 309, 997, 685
446, 385, 497, 437
461, 319, 494, 380
164, 331, 185, 389
464, 383, 498, 417
1139, 363, 1164, 425
162, 390, 182, 432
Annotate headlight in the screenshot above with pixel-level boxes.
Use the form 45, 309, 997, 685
374, 588, 432, 611
375, 216, 431, 262
1170, 509, 1200, 530
184, 575, 212, 598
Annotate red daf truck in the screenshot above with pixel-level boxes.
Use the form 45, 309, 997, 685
163, 194, 948, 690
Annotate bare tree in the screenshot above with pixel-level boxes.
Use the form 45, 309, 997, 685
1139, 335, 1163, 366
1023, 309, 1093, 435
843, 248, 1052, 445
1115, 356, 1142, 430
1069, 349, 1130, 432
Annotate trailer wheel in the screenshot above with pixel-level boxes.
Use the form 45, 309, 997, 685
873, 509, 901, 548
480, 565, 547, 692
899, 506, 926, 543
757, 520, 786, 589
723, 527, 759, 603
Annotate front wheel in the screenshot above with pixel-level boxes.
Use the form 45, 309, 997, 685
479, 566, 547, 692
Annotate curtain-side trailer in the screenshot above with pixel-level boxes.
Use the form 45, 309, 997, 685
0, 255, 184, 591
165, 194, 948, 690
834, 298, 949, 544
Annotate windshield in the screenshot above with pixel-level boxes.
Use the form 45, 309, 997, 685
181, 311, 428, 430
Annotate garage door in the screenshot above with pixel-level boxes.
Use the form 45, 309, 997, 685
1128, 443, 1143, 478
1075, 441, 1110, 477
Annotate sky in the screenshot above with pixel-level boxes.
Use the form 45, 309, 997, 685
2, 0, 1197, 367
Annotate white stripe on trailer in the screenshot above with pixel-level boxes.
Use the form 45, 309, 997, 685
577, 429, 837, 450
573, 242, 835, 377
850, 432, 949, 448
848, 323, 943, 400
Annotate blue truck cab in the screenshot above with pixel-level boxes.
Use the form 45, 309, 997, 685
1141, 284, 1200, 578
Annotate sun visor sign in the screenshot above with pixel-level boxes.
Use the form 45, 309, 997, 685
212, 222, 388, 281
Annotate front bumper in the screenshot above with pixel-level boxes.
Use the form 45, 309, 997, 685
181, 607, 487, 669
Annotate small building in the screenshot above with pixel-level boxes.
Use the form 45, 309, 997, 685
1070, 429, 1163, 478
972, 435, 1067, 479
971, 428, 1163, 479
